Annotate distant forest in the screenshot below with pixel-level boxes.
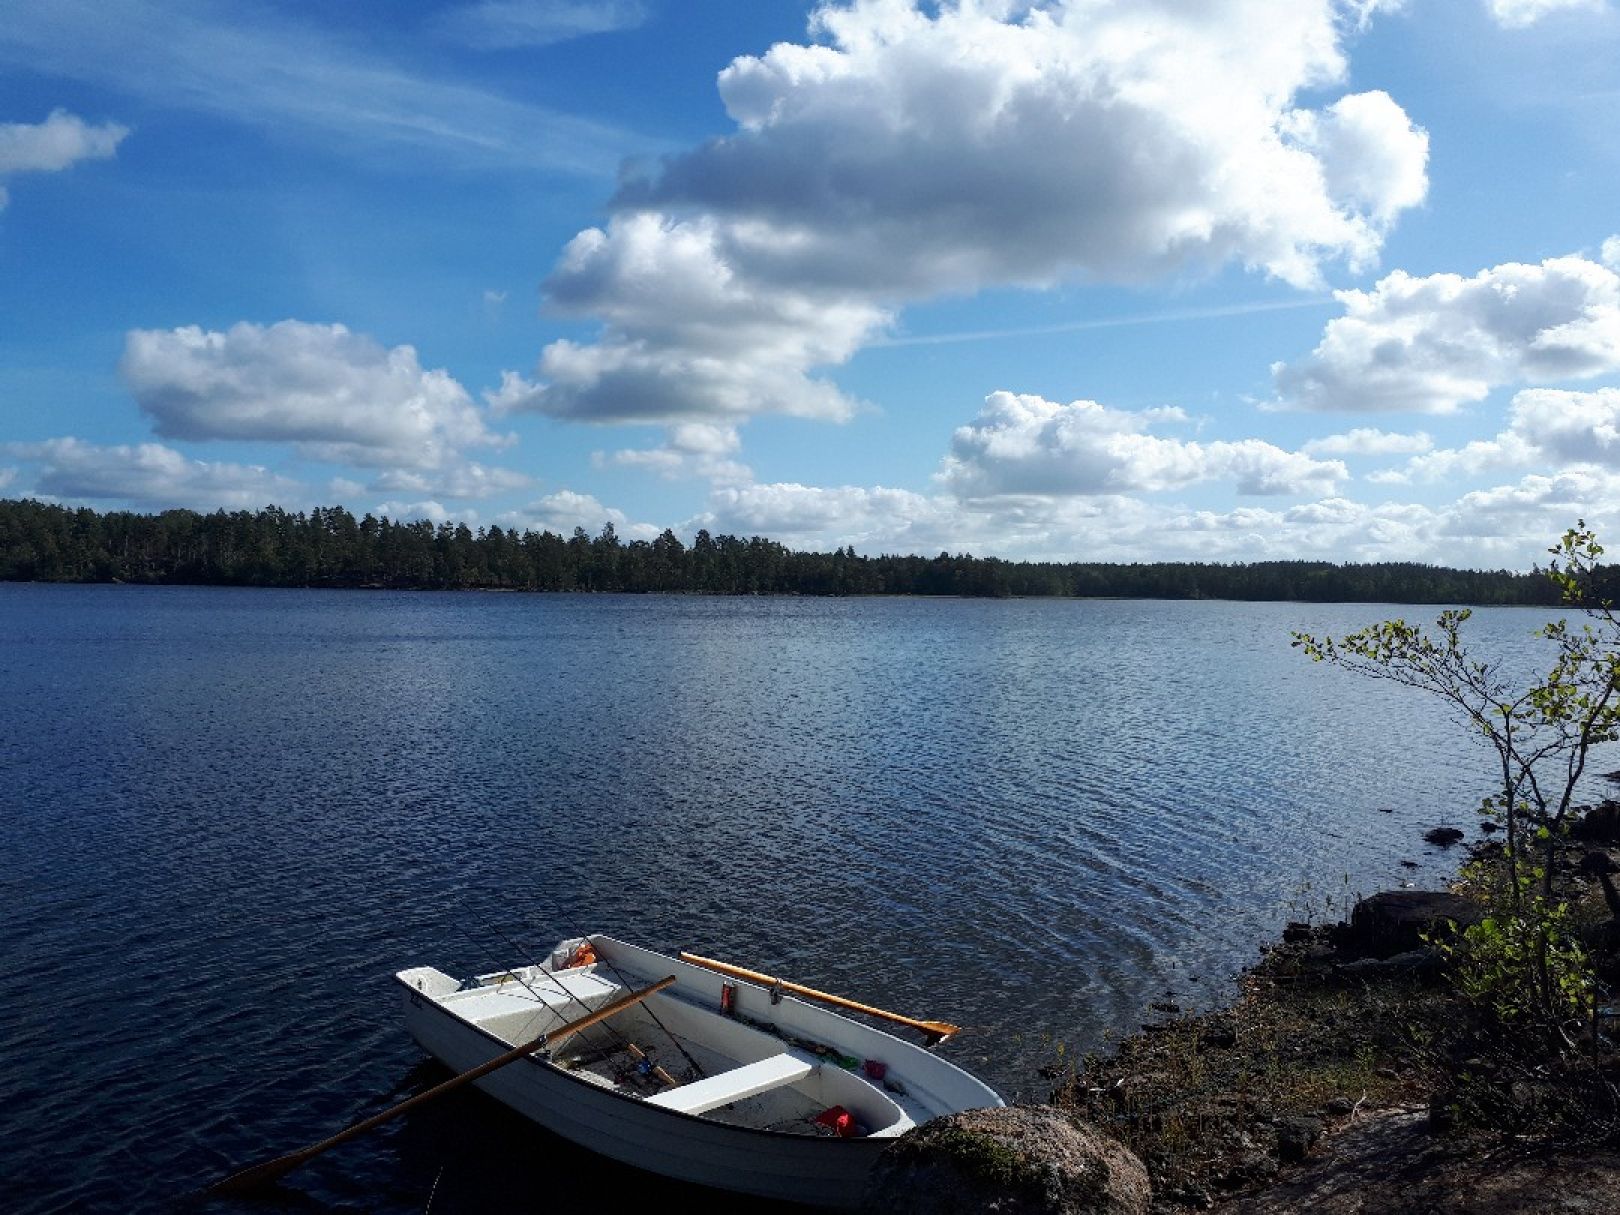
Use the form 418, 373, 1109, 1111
0, 497, 1601, 604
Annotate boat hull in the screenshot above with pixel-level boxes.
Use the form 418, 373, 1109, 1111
399, 977, 884, 1209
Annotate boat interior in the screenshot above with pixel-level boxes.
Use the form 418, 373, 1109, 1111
413, 950, 915, 1139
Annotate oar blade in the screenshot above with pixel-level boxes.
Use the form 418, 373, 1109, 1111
922, 1020, 962, 1038
204, 974, 677, 1197
207, 1148, 313, 1196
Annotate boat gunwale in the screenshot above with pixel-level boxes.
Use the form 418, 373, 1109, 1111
394, 970, 884, 1145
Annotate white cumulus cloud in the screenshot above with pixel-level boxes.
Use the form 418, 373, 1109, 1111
0, 108, 127, 209
121, 320, 513, 471
506, 0, 1427, 427
499, 489, 660, 539
373, 499, 460, 525
1301, 427, 1433, 455
596, 422, 754, 485
1486, 0, 1606, 29
5, 437, 301, 509
496, 212, 886, 423
371, 463, 533, 499
939, 391, 1347, 498
695, 470, 1620, 567
1272, 253, 1620, 412
1377, 385, 1620, 482
702, 482, 955, 550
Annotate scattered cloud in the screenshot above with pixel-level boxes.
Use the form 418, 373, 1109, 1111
1485, 0, 1607, 29
1505, 385, 1620, 465
371, 463, 533, 499
495, 212, 886, 423
121, 320, 512, 471
1272, 253, 1620, 412
1375, 385, 1620, 482
1301, 427, 1433, 455
499, 489, 660, 539
1438, 469, 1620, 552
0, 0, 659, 175
1603, 235, 1620, 271
938, 391, 1347, 498
0, 467, 16, 491
505, 0, 1427, 427
433, 0, 649, 50
4, 437, 301, 509
0, 108, 127, 209
373, 499, 460, 525
1342, 0, 1410, 31
702, 482, 956, 551
695, 471, 1620, 568
596, 422, 754, 485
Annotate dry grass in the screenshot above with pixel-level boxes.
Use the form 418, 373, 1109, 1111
1051, 823, 1620, 1210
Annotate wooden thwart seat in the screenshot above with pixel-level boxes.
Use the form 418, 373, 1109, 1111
643, 1053, 814, 1115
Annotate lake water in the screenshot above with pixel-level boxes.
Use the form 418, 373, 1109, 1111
1, 584, 1605, 1212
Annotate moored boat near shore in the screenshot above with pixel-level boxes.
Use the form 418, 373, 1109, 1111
397, 934, 1004, 1209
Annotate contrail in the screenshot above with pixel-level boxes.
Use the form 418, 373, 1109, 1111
867, 296, 1336, 349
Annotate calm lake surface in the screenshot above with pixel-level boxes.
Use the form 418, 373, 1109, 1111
2, 584, 1605, 1212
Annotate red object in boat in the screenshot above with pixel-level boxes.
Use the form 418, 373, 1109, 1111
814, 1106, 856, 1138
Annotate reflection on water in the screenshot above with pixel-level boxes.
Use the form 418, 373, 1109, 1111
0, 584, 1600, 1212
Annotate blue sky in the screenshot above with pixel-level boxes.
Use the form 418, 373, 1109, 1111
3, 0, 1619, 566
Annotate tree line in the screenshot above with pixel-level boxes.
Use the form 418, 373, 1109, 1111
0, 497, 1598, 604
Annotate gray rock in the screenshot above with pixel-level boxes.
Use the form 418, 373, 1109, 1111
1276, 1116, 1323, 1163
862, 1105, 1151, 1215
1346, 890, 1483, 959
1579, 850, 1619, 875
1323, 1096, 1356, 1117
1221, 1151, 1279, 1189
1337, 948, 1441, 978
1573, 801, 1620, 842
1424, 827, 1465, 846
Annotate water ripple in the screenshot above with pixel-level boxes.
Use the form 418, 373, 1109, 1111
1, 586, 1606, 1211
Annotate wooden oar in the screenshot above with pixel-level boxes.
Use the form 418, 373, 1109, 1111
208, 975, 676, 1196
677, 952, 960, 1045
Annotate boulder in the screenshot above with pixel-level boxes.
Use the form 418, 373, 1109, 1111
862, 1105, 1151, 1215
1573, 801, 1620, 843
1579, 850, 1620, 919
1275, 1116, 1323, 1163
1345, 891, 1483, 959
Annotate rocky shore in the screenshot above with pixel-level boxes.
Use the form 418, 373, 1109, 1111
863, 804, 1620, 1213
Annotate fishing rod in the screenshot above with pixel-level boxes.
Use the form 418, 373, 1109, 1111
466, 918, 681, 1087
451, 922, 623, 1060
538, 921, 708, 1082
477, 918, 671, 1080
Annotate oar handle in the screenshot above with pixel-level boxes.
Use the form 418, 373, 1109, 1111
677, 952, 960, 1043
210, 974, 677, 1196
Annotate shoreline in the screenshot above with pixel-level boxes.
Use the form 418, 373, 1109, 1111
1023, 808, 1620, 1212
0, 577, 1569, 610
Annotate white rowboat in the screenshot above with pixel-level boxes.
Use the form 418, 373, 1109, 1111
396, 934, 1004, 1209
